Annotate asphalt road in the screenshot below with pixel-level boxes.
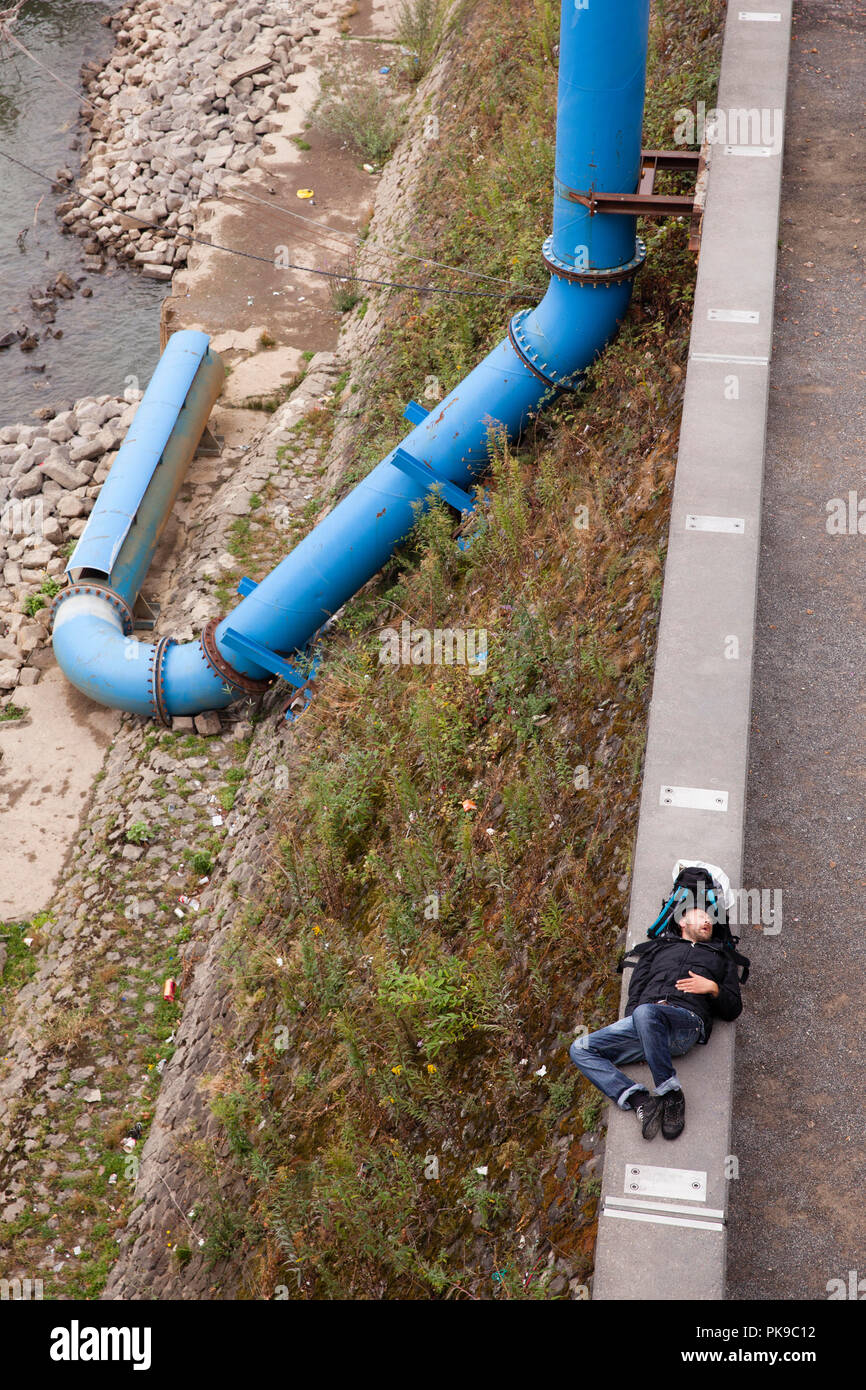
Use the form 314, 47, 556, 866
726, 0, 866, 1301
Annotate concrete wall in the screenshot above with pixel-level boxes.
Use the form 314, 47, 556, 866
592, 3, 793, 1301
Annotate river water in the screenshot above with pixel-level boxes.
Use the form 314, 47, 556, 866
0, 0, 162, 426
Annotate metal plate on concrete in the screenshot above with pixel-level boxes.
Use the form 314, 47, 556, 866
624, 1163, 707, 1201
607, 1195, 724, 1219
685, 514, 745, 533
604, 1207, 724, 1231
708, 308, 760, 323
690, 351, 769, 365
724, 145, 775, 157
659, 785, 729, 812
739, 10, 782, 19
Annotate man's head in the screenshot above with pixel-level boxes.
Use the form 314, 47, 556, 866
679, 907, 714, 943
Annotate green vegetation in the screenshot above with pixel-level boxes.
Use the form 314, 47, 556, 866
125, 822, 151, 845
192, 0, 725, 1301
23, 574, 61, 615
396, 0, 452, 80
316, 64, 403, 164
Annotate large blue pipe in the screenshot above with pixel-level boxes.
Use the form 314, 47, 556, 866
52, 0, 651, 719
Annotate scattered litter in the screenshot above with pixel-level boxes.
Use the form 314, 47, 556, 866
296, 188, 315, 200
462, 799, 477, 811
198, 876, 210, 886
379, 66, 390, 74
534, 1064, 547, 1077
189, 899, 200, 913
242, 1050, 256, 1066
297, 296, 305, 303
108, 1173, 117, 1186
174, 908, 185, 919
163, 978, 177, 1003
276, 956, 284, 968
475, 1165, 488, 1177
23, 937, 33, 947
122, 1137, 136, 1153
156, 1058, 166, 1074
246, 296, 254, 306
211, 814, 224, 827
73, 1246, 82, 1257
362, 163, 374, 173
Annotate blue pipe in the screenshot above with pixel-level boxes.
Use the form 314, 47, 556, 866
52, 0, 652, 720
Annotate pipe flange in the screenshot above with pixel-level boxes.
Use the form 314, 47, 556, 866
507, 311, 586, 393
48, 582, 135, 636
152, 635, 175, 728
542, 235, 647, 286
199, 616, 274, 695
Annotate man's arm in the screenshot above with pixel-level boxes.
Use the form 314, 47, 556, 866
710, 956, 743, 1021
623, 945, 656, 1014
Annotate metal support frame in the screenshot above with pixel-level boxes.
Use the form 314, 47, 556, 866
559, 146, 709, 252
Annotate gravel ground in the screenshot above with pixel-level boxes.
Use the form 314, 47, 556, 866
726, 0, 866, 1302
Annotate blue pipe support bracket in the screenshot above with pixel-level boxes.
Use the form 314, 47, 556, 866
51, 1, 653, 718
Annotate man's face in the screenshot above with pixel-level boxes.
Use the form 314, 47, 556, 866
680, 907, 714, 942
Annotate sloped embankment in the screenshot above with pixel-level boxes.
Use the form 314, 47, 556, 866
103, 0, 725, 1299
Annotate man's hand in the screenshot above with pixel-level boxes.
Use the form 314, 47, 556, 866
676, 971, 719, 997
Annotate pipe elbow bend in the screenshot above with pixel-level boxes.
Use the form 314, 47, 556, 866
514, 274, 636, 389
51, 594, 236, 719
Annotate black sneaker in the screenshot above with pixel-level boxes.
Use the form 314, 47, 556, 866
634, 1092, 664, 1141
661, 1088, 685, 1140
622, 1087, 648, 1110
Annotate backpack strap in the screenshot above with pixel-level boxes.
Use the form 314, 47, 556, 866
646, 885, 688, 939
617, 939, 662, 974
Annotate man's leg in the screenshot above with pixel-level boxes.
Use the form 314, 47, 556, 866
630, 1004, 703, 1096
568, 1016, 649, 1109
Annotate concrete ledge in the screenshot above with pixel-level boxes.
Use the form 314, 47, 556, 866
592, 3, 793, 1301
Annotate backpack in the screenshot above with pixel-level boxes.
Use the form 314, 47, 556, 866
620, 860, 750, 982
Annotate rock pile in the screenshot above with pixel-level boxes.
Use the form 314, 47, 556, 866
0, 272, 87, 357
0, 393, 138, 691
58, 0, 330, 277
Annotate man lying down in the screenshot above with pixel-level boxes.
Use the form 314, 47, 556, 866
568, 863, 748, 1142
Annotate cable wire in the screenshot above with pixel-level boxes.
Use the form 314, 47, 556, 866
1, 22, 541, 296
0, 147, 541, 300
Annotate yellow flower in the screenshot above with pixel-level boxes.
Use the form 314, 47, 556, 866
427, 1064, 437, 1075
313, 925, 322, 936
391, 1064, 402, 1076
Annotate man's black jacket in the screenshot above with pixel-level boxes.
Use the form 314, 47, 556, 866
625, 931, 743, 1042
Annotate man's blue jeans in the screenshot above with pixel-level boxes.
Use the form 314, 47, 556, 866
568, 1004, 704, 1109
